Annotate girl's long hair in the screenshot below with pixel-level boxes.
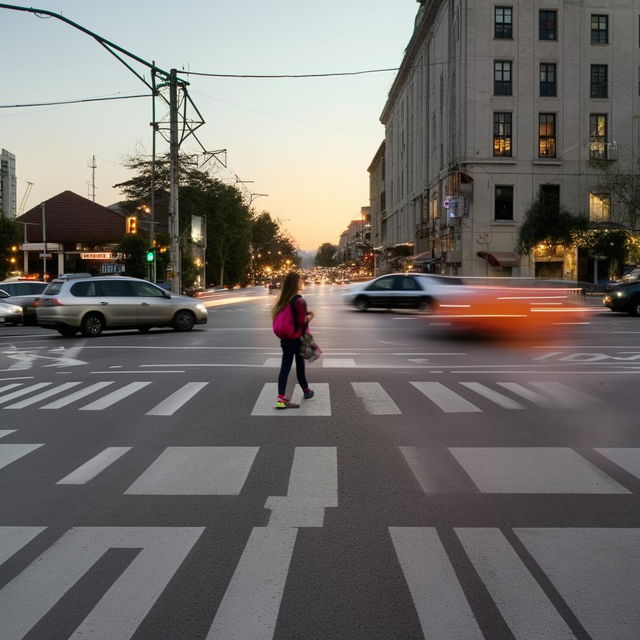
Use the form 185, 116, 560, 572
272, 272, 301, 319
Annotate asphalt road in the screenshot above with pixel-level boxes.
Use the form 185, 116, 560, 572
0, 285, 639, 640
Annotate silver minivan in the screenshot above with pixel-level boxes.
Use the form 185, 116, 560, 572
36, 276, 208, 337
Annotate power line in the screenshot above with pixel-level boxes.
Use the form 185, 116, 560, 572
179, 67, 399, 79
0, 93, 149, 109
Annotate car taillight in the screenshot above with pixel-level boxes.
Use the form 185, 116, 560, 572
32, 298, 40, 308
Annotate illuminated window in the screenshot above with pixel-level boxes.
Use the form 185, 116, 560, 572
493, 112, 512, 157
589, 193, 611, 221
538, 113, 556, 157
589, 114, 608, 160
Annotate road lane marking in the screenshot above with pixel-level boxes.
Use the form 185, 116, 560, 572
456, 528, 577, 639
0, 527, 46, 566
79, 382, 152, 411
595, 448, 640, 480
251, 383, 331, 416
410, 381, 481, 413
322, 358, 356, 367
400, 447, 478, 494
0, 444, 44, 471
146, 382, 209, 416
40, 381, 115, 409
496, 382, 555, 408
0, 383, 51, 405
57, 447, 132, 485
389, 527, 484, 639
459, 382, 524, 409
352, 382, 401, 414
4, 382, 82, 409
124, 446, 259, 495
0, 430, 16, 438
528, 382, 595, 408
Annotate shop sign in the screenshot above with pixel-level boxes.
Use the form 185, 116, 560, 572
81, 252, 113, 260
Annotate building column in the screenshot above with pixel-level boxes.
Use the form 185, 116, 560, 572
23, 251, 29, 274
57, 252, 64, 277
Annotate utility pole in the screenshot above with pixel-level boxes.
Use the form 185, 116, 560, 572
41, 202, 47, 279
168, 68, 181, 294
150, 63, 157, 283
88, 155, 97, 202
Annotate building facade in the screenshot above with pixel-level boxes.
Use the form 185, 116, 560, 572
0, 149, 17, 218
373, 0, 639, 279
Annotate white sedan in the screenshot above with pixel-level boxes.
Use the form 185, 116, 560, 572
0, 300, 23, 326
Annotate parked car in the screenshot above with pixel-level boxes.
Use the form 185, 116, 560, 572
0, 300, 23, 326
0, 280, 48, 325
603, 281, 640, 316
35, 276, 208, 337
343, 273, 465, 311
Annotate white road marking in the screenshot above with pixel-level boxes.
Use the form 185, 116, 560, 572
0, 527, 46, 566
351, 382, 401, 414
0, 383, 22, 394
0, 430, 15, 438
322, 358, 357, 367
528, 381, 595, 408
124, 446, 259, 495
389, 527, 484, 639
459, 382, 524, 409
0, 526, 203, 640
449, 447, 629, 494
57, 447, 132, 485
79, 382, 152, 410
4, 382, 82, 409
262, 358, 281, 367
496, 382, 555, 408
205, 526, 298, 640
0, 444, 44, 471
456, 528, 577, 639
0, 383, 51, 405
40, 381, 115, 409
595, 448, 640, 480
146, 382, 209, 416
251, 383, 331, 416
410, 381, 481, 413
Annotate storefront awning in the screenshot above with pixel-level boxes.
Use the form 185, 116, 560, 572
477, 251, 520, 268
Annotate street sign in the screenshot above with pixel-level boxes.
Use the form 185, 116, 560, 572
38, 253, 52, 258
101, 263, 125, 274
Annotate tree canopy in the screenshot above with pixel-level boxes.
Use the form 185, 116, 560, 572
314, 243, 338, 267
0, 216, 22, 280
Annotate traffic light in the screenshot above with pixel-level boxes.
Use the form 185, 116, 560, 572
146, 249, 155, 262
126, 216, 138, 234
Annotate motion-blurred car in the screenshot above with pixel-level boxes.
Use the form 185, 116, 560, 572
603, 281, 640, 316
0, 300, 23, 326
343, 273, 465, 311
35, 276, 208, 337
0, 280, 48, 325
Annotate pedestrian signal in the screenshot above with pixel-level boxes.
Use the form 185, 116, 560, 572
146, 250, 155, 262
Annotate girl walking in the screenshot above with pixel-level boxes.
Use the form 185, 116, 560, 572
272, 272, 314, 409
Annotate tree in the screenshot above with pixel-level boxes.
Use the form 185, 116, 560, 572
590, 160, 640, 232
314, 243, 338, 267
117, 233, 148, 279
250, 212, 299, 281
0, 215, 22, 280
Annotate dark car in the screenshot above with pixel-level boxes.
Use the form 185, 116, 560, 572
0, 280, 48, 325
603, 282, 640, 316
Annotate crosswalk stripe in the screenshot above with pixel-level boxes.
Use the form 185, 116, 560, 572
251, 383, 331, 416
352, 382, 401, 414
0, 527, 46, 567
595, 448, 640, 480
0, 384, 22, 395
0, 430, 16, 439
400, 447, 477, 494
410, 381, 481, 413
0, 444, 44, 471
40, 381, 115, 409
57, 447, 132, 485
79, 382, 152, 411
528, 381, 594, 408
0, 383, 51, 406
146, 382, 209, 416
323, 358, 357, 368
459, 382, 524, 409
206, 526, 298, 640
389, 527, 484, 639
4, 382, 82, 409
496, 382, 554, 408
456, 528, 577, 639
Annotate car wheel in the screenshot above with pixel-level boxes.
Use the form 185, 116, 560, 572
57, 326, 77, 337
417, 298, 434, 312
173, 310, 195, 331
138, 327, 151, 333
354, 296, 370, 312
630, 296, 640, 317
80, 313, 104, 337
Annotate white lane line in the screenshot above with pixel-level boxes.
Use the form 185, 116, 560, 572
57, 447, 132, 485
528, 381, 595, 408
146, 382, 209, 416
456, 528, 577, 640
0, 527, 46, 567
496, 382, 554, 408
206, 526, 298, 640
0, 444, 44, 471
125, 446, 259, 495
0, 384, 22, 394
262, 358, 281, 367
459, 382, 524, 410
0, 430, 16, 439
323, 358, 357, 368
40, 382, 115, 409
595, 448, 640, 480
251, 383, 331, 416
4, 382, 82, 409
0, 383, 51, 406
352, 382, 401, 415
389, 527, 484, 640
0, 526, 203, 640
410, 381, 481, 413
449, 447, 630, 494
79, 382, 152, 411
91, 370, 186, 374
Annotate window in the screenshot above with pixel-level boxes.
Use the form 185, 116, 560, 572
96, 280, 134, 296
495, 186, 514, 220
540, 185, 560, 214
540, 63, 557, 96
366, 276, 395, 291
131, 281, 166, 297
591, 15, 608, 44
495, 6, 513, 39
591, 65, 608, 98
400, 276, 421, 290
70, 281, 97, 297
493, 112, 512, 157
589, 193, 611, 221
589, 114, 608, 159
539, 10, 557, 40
538, 113, 556, 157
494, 61, 512, 95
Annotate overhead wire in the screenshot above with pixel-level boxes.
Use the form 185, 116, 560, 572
0, 93, 150, 109
179, 67, 400, 79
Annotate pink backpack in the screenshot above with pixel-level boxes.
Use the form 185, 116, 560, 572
272, 297, 300, 339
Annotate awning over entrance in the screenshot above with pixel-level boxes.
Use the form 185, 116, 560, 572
410, 251, 437, 264
477, 251, 520, 268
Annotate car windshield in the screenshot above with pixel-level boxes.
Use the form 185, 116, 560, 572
43, 281, 64, 295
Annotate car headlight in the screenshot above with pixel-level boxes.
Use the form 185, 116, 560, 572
615, 290, 626, 298
9, 305, 21, 313
196, 304, 207, 313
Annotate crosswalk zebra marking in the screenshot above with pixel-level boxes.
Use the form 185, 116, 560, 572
400, 447, 478, 494
4, 382, 82, 409
251, 383, 331, 416
0, 383, 22, 395
79, 381, 152, 411
0, 443, 44, 472
528, 381, 595, 408
496, 382, 555, 408
459, 382, 524, 409
456, 528, 577, 639
0, 383, 51, 406
0, 430, 16, 439
262, 357, 281, 367
595, 448, 640, 481
0, 526, 204, 640
124, 446, 259, 495
322, 358, 357, 368
40, 381, 115, 409
352, 382, 401, 415
410, 381, 481, 413
0, 526, 46, 566
146, 382, 209, 416
389, 527, 484, 639
57, 447, 132, 485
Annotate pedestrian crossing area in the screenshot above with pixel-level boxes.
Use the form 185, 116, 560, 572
0, 378, 598, 416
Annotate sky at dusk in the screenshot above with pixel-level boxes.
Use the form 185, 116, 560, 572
2, 0, 419, 251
